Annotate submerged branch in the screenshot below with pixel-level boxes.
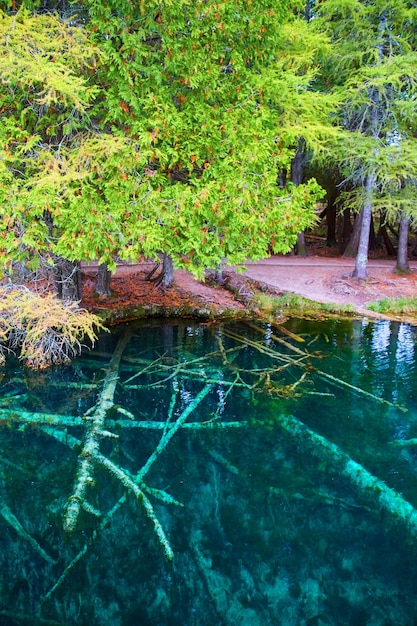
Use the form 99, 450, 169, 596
0, 611, 63, 626
239, 322, 406, 412
390, 438, 417, 447
136, 383, 213, 483
317, 370, 407, 412
42, 383, 215, 602
222, 328, 298, 364
0, 408, 85, 427
123, 353, 170, 384
276, 413, 417, 536
95, 452, 174, 560
0, 496, 56, 565
64, 331, 131, 533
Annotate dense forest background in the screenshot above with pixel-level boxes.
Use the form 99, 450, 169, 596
1, 0, 417, 299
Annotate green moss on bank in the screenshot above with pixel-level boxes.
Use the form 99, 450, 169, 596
253, 292, 356, 320
367, 297, 417, 317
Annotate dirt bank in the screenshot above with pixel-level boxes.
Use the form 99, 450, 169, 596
81, 256, 417, 324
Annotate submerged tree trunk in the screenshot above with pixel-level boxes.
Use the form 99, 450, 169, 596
276, 412, 417, 537
53, 258, 81, 301
396, 213, 410, 273
352, 174, 375, 279
95, 263, 112, 296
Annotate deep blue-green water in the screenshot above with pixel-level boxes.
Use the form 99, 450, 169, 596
1, 318, 417, 625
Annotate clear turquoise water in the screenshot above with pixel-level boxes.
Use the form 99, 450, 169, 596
1, 318, 417, 625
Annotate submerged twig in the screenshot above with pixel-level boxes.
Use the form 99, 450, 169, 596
317, 370, 407, 412
240, 322, 407, 412
124, 353, 169, 384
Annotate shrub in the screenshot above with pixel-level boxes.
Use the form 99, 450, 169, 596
0, 286, 106, 368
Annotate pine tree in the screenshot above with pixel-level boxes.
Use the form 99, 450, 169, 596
315, 0, 417, 277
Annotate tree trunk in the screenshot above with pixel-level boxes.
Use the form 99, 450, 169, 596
161, 253, 174, 288
296, 231, 307, 256
291, 139, 307, 256
342, 209, 362, 258
214, 263, 224, 286
350, 13, 385, 278
352, 174, 375, 279
53, 258, 81, 301
369, 213, 377, 250
95, 263, 112, 296
379, 224, 396, 257
396, 213, 410, 273
338, 207, 352, 254
277, 167, 287, 189
325, 192, 337, 246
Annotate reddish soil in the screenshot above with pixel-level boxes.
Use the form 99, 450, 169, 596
80, 253, 417, 323
81, 262, 247, 322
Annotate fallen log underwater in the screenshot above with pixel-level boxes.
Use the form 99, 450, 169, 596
274, 413, 417, 537
0, 320, 415, 608
63, 331, 132, 533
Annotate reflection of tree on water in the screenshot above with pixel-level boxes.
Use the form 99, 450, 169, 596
1, 320, 417, 624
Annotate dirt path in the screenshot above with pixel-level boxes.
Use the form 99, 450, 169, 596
81, 256, 417, 322
241, 256, 417, 312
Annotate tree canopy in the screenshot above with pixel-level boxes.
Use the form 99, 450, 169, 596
1, 0, 417, 289
0, 1, 327, 284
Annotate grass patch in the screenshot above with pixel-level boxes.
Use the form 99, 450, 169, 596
367, 297, 417, 316
253, 292, 355, 318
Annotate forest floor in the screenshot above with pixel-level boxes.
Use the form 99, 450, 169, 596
80, 243, 417, 323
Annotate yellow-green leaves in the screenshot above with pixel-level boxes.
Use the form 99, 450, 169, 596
0, 287, 105, 368
0, 9, 100, 111
0, 0, 328, 282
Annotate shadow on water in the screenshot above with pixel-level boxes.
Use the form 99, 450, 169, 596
1, 318, 417, 625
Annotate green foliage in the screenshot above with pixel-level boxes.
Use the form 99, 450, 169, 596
3, 0, 417, 285
0, 8, 104, 273
0, 9, 98, 110
0, 1, 330, 281
315, 0, 417, 221
73, 0, 327, 275
0, 287, 105, 368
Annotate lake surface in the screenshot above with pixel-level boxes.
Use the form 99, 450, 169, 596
1, 317, 417, 625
